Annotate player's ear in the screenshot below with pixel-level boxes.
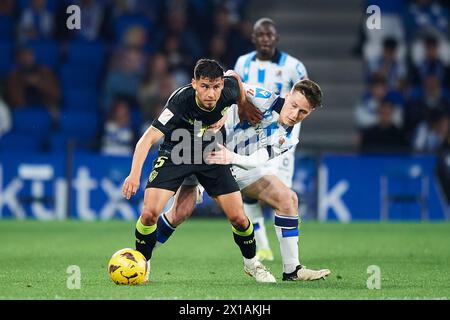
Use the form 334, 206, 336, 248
191, 78, 197, 90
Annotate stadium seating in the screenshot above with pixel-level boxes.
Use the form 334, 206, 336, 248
27, 40, 60, 71
66, 40, 107, 69
12, 107, 53, 139
0, 41, 13, 75
60, 64, 101, 91
0, 16, 14, 40
59, 110, 100, 141
63, 89, 99, 111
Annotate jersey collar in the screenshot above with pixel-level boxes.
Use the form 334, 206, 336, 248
272, 97, 285, 114
253, 49, 282, 64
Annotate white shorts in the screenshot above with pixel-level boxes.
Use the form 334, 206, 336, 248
261, 150, 295, 188
230, 165, 267, 190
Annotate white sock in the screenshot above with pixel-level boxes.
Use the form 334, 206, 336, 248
244, 202, 271, 251
274, 214, 300, 274
243, 256, 259, 268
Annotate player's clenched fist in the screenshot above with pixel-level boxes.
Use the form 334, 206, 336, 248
122, 175, 140, 199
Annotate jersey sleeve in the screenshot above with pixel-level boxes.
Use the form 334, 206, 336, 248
293, 59, 308, 81
233, 56, 245, 78
150, 90, 183, 135
243, 82, 279, 113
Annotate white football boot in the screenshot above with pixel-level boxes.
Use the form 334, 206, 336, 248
244, 260, 276, 283
282, 265, 331, 281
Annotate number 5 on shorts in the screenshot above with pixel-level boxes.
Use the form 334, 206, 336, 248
154, 156, 168, 169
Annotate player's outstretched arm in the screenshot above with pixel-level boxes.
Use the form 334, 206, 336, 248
122, 126, 164, 199
206, 144, 270, 170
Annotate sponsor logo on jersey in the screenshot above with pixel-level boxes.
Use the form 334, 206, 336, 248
255, 88, 272, 99
158, 108, 174, 125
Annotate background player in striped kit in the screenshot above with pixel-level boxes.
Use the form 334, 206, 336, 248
233, 17, 308, 261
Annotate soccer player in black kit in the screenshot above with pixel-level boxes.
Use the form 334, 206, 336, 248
122, 59, 276, 283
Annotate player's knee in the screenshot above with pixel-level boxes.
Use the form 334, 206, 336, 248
276, 190, 298, 215
291, 191, 299, 211
229, 214, 249, 230
140, 205, 160, 225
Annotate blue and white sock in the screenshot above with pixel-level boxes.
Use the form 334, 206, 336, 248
274, 214, 300, 274
155, 213, 176, 248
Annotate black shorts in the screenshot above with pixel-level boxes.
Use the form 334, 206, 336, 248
146, 151, 240, 197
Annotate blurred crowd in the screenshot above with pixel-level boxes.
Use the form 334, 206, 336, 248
354, 0, 450, 154
353, 0, 450, 199
0, 0, 252, 155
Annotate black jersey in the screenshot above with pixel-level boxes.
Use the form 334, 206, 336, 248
151, 76, 240, 160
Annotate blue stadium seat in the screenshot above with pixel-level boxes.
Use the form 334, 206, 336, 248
0, 16, 14, 40
60, 64, 100, 91
12, 107, 53, 139
63, 89, 99, 111
66, 40, 107, 69
0, 131, 44, 153
49, 132, 80, 152
0, 41, 12, 75
130, 107, 144, 132
17, 0, 58, 13
59, 111, 100, 140
27, 40, 60, 70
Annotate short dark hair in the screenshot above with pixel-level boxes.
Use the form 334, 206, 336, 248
383, 37, 398, 50
253, 17, 276, 31
193, 59, 224, 80
292, 79, 323, 109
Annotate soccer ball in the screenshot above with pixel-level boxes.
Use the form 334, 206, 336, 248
108, 248, 148, 285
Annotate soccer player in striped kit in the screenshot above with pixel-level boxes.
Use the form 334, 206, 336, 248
233, 18, 308, 262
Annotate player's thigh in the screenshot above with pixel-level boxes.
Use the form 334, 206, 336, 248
241, 175, 298, 215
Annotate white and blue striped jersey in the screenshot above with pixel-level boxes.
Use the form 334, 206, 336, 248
225, 83, 298, 158
234, 50, 307, 97
234, 50, 307, 154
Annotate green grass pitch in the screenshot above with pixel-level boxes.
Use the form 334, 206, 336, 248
0, 219, 449, 300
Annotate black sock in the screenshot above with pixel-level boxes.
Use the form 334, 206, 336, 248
232, 220, 256, 259
135, 218, 157, 261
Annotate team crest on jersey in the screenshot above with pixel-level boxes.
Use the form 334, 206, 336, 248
276, 69, 282, 77
279, 137, 285, 146
149, 170, 158, 182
